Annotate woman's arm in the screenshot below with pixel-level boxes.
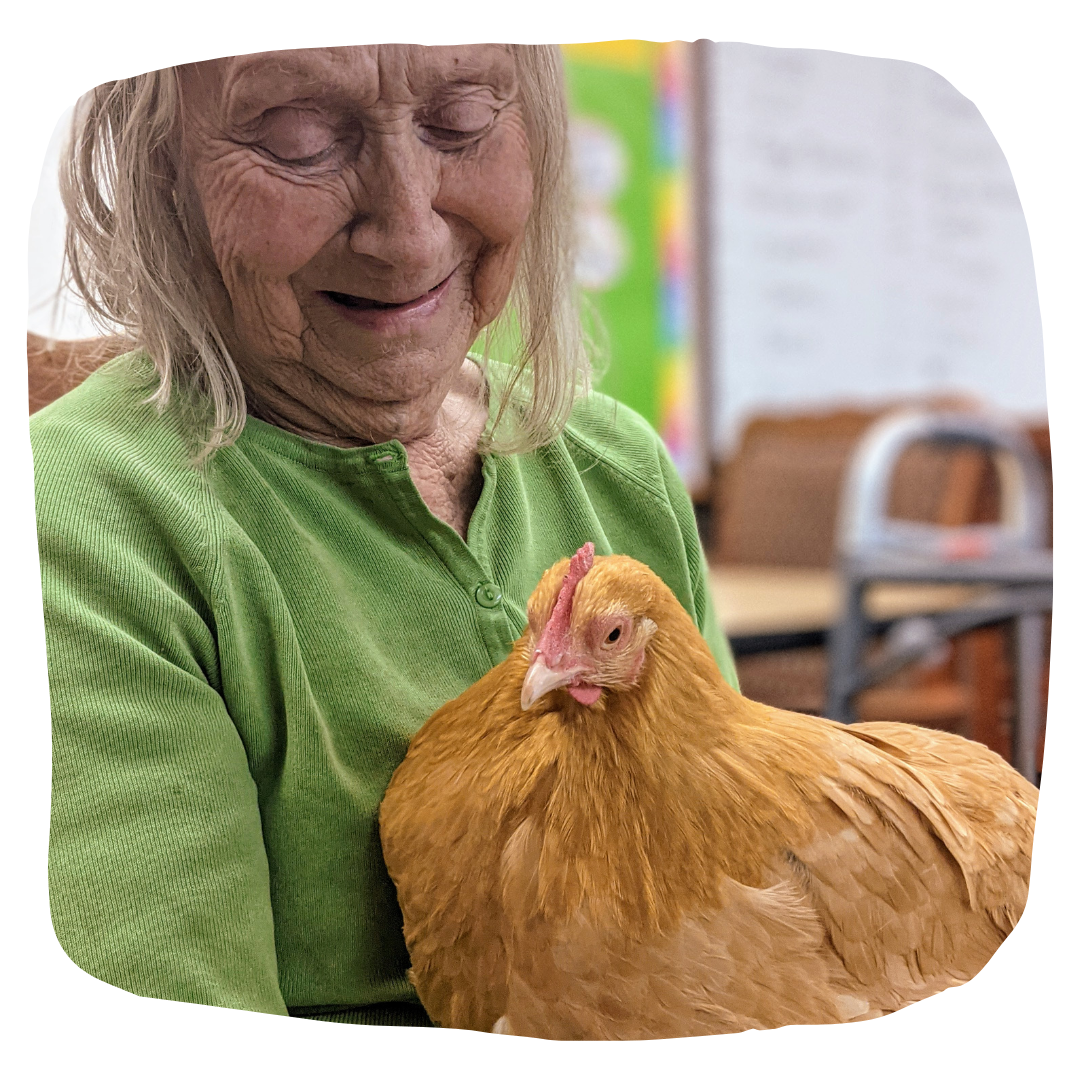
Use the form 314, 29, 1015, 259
655, 444, 740, 692
36, 412, 288, 1015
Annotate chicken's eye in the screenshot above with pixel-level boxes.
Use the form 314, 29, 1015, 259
606, 627, 621, 644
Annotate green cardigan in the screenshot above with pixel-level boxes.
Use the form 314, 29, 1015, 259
31, 354, 738, 1026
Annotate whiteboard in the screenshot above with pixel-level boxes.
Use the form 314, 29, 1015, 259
709, 43, 1046, 458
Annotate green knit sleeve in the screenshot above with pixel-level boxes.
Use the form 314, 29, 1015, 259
35, 416, 288, 1015
696, 563, 740, 693
655, 445, 740, 693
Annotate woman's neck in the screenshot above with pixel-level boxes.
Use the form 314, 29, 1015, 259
399, 379, 488, 538
247, 359, 489, 539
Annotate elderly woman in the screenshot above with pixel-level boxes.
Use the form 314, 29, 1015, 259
32, 44, 737, 1026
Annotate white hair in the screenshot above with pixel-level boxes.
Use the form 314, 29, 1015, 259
61, 46, 590, 459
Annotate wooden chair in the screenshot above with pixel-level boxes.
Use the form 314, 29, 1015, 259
711, 403, 1051, 771
27, 331, 129, 414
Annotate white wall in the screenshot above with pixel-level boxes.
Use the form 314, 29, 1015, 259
27, 107, 100, 340
709, 43, 1046, 458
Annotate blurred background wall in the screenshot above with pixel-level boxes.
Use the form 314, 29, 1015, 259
557, 41, 1045, 494
557, 42, 1050, 774
28, 108, 95, 342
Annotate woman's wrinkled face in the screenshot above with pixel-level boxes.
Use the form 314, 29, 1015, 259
178, 45, 534, 441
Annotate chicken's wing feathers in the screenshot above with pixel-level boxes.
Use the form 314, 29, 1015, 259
774, 713, 1036, 1010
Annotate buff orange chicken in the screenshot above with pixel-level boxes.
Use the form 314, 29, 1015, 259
378, 543, 1037, 1039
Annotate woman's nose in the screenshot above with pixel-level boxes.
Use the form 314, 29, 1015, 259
346, 133, 449, 275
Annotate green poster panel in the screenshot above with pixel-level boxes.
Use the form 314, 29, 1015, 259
562, 42, 662, 430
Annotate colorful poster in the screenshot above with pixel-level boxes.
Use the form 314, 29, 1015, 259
562, 41, 703, 491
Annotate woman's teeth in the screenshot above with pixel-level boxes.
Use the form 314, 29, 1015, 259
324, 272, 452, 313
325, 291, 404, 311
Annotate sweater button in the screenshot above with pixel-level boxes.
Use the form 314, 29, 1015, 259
369, 447, 401, 467
474, 582, 503, 609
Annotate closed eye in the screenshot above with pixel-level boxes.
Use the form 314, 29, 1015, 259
418, 121, 495, 150
250, 106, 340, 167
258, 144, 339, 167
417, 94, 500, 149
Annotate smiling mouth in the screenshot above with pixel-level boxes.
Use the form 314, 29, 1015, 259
322, 272, 454, 313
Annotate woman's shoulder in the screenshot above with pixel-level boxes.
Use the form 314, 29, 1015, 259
559, 389, 676, 499
30, 352, 218, 553
31, 353, 203, 487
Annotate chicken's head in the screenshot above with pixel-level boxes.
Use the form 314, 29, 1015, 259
521, 543, 662, 710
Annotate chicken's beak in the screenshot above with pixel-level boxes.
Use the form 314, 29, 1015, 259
521, 656, 583, 710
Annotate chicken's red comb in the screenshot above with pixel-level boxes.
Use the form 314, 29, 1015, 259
536, 543, 595, 660
564, 542, 595, 590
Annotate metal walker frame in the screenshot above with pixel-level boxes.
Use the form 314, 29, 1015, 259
826, 411, 1052, 783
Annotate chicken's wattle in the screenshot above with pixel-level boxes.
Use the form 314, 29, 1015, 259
567, 683, 602, 705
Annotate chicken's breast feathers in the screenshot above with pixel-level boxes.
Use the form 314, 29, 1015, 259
499, 826, 877, 1039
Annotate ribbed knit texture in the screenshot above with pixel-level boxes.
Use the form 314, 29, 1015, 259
32, 353, 738, 1023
